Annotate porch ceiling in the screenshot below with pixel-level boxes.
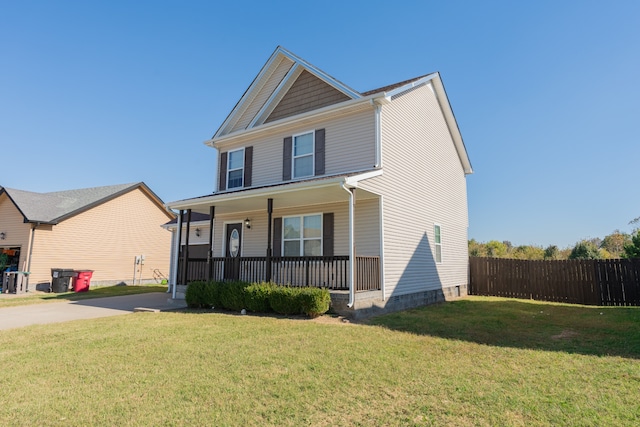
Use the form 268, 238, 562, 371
167, 177, 380, 216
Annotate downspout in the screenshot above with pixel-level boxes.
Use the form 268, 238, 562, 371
373, 101, 382, 168
25, 222, 39, 292
341, 182, 355, 308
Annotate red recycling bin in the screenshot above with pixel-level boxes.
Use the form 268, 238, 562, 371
72, 270, 94, 292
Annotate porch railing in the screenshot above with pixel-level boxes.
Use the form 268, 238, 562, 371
177, 256, 380, 292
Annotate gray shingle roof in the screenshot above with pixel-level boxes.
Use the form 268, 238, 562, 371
1, 183, 142, 223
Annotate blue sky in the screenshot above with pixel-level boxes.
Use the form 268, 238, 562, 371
1, 1, 638, 248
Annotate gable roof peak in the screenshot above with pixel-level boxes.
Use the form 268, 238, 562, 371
212, 47, 362, 140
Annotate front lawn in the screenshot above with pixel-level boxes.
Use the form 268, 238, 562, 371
0, 296, 637, 426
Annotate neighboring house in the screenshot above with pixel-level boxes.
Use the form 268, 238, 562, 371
0, 182, 175, 290
166, 46, 473, 317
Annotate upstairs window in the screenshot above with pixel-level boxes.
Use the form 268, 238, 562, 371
434, 224, 442, 263
293, 132, 314, 178
283, 129, 324, 181
227, 148, 244, 189
283, 214, 322, 256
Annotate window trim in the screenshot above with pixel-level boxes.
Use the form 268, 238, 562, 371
292, 131, 315, 179
282, 213, 323, 256
434, 224, 442, 263
226, 147, 245, 190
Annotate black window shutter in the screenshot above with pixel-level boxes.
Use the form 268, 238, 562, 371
315, 128, 325, 176
243, 146, 253, 187
323, 212, 334, 257
218, 152, 228, 191
283, 137, 292, 181
273, 217, 282, 256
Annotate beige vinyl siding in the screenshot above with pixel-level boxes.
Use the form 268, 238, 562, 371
266, 70, 351, 123
219, 107, 376, 188
0, 193, 32, 270
230, 57, 294, 134
354, 197, 380, 257
27, 188, 173, 285
209, 199, 380, 258
358, 82, 469, 299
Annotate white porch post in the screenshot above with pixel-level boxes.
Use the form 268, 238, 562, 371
171, 211, 183, 299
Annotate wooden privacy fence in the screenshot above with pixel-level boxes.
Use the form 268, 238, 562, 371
469, 257, 640, 306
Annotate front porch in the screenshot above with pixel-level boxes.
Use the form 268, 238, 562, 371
177, 255, 380, 292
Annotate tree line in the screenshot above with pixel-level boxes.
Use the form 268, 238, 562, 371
470, 224, 640, 261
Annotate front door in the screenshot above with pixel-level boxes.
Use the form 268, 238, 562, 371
224, 223, 242, 280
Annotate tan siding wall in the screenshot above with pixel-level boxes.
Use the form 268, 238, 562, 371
0, 194, 32, 270
220, 107, 376, 188
209, 199, 380, 258
266, 70, 351, 123
28, 188, 173, 285
230, 57, 294, 134
358, 82, 469, 298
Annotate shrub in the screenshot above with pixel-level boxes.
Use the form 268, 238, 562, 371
269, 286, 302, 315
244, 282, 276, 313
218, 280, 250, 311
185, 281, 207, 308
298, 287, 331, 318
202, 281, 221, 308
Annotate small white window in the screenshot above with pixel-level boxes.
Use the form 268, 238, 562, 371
293, 132, 314, 178
283, 214, 322, 256
227, 148, 244, 189
434, 224, 442, 263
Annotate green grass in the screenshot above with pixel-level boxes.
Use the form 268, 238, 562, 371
0, 296, 638, 426
0, 284, 166, 308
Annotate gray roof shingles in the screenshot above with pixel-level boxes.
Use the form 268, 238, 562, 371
2, 183, 140, 223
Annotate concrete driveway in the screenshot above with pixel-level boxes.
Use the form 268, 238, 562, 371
0, 293, 187, 331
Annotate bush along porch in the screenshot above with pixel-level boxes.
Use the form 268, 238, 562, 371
185, 280, 331, 318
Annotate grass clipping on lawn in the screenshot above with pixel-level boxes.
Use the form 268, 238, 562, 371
0, 296, 638, 426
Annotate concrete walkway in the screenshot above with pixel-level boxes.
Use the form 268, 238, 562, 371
0, 292, 187, 331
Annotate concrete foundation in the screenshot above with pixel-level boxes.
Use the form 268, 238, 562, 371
331, 284, 468, 320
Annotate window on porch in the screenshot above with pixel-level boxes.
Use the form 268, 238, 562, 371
283, 214, 322, 256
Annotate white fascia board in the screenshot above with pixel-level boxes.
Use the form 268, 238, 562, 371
344, 169, 383, 187
430, 74, 473, 175
384, 73, 439, 98
204, 94, 384, 147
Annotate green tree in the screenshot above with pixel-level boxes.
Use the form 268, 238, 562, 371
622, 232, 640, 259
568, 240, 601, 260
512, 245, 545, 260
486, 240, 508, 258
600, 230, 631, 258
468, 239, 487, 257
544, 245, 559, 260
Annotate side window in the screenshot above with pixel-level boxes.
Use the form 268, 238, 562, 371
227, 148, 244, 189
292, 132, 314, 178
283, 214, 322, 256
434, 224, 442, 263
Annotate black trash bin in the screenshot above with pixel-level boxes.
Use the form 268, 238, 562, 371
51, 268, 75, 293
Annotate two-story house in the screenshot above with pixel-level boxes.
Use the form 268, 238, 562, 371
166, 46, 472, 317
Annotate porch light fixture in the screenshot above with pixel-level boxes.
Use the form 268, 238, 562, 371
195, 228, 201, 237
0, 232, 5, 240
244, 218, 251, 229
